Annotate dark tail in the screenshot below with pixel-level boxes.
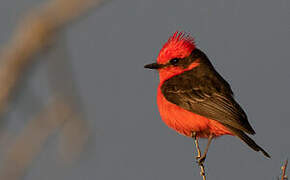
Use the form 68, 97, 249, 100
226, 126, 270, 158
235, 130, 270, 158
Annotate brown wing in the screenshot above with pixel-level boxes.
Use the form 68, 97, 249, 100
161, 65, 256, 135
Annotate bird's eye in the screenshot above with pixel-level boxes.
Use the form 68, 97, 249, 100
169, 58, 180, 65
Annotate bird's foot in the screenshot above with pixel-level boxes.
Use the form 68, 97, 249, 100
196, 154, 206, 165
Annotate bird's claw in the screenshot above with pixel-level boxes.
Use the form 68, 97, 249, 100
196, 155, 206, 165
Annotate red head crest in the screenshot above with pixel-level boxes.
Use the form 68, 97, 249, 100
157, 31, 195, 64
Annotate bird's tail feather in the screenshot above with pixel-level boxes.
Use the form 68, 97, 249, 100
235, 130, 270, 158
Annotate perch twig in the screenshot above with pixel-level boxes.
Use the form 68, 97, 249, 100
192, 132, 206, 180
281, 159, 288, 180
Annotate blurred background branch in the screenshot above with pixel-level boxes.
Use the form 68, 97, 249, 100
0, 0, 104, 114
0, 0, 107, 179
0, 99, 71, 180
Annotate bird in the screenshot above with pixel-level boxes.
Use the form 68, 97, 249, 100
144, 31, 270, 164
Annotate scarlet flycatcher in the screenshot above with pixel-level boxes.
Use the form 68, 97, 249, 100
144, 31, 270, 163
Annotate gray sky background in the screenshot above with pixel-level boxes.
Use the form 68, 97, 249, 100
0, 0, 290, 179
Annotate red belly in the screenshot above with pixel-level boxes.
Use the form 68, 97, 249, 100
157, 87, 233, 138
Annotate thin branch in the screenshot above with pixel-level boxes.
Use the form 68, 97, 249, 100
281, 159, 288, 180
192, 132, 206, 180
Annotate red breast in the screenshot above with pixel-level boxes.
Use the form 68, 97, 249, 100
157, 82, 233, 138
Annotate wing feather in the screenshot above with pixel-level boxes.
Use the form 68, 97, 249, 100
161, 67, 256, 134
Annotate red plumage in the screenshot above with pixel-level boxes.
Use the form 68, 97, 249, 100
156, 32, 232, 138
157, 31, 195, 64
145, 31, 270, 158
157, 84, 233, 138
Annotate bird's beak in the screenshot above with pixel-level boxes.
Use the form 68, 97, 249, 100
144, 62, 163, 69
